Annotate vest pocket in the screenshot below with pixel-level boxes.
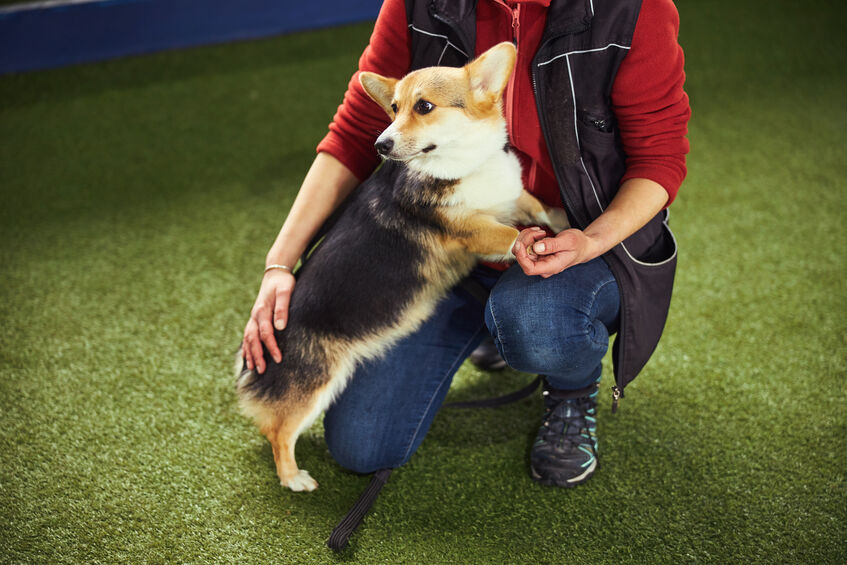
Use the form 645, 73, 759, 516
578, 110, 617, 137
575, 111, 626, 215
607, 228, 677, 390
620, 212, 678, 267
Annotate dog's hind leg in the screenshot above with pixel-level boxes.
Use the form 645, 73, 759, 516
261, 399, 321, 492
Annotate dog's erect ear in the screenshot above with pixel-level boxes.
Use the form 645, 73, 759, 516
466, 42, 517, 98
360, 72, 398, 118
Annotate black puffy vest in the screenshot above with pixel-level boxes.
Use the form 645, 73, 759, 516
406, 0, 679, 396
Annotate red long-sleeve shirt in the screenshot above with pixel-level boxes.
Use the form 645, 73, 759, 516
316, 0, 690, 207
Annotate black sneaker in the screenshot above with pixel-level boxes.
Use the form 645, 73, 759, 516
469, 335, 507, 371
530, 382, 598, 487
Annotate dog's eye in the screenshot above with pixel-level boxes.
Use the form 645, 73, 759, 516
390, 103, 398, 114
414, 99, 434, 115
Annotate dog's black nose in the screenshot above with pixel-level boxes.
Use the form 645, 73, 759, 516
375, 138, 394, 156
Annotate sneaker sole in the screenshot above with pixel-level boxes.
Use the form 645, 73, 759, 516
530, 458, 597, 487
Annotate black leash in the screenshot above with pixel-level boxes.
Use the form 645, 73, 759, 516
443, 374, 543, 408
327, 468, 393, 551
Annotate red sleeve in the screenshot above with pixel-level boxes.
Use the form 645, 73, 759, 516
315, 0, 411, 182
612, 0, 691, 206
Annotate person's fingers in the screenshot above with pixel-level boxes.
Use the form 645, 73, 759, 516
273, 287, 291, 332
247, 316, 267, 374
532, 230, 585, 256
243, 272, 294, 373
524, 257, 556, 277
531, 235, 565, 255
259, 317, 281, 364
513, 228, 545, 260
535, 250, 578, 277
242, 319, 258, 371
513, 229, 545, 274
526, 228, 548, 256
242, 337, 253, 371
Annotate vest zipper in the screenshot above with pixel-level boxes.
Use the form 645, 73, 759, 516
504, 3, 520, 146
611, 385, 622, 414
530, 45, 583, 229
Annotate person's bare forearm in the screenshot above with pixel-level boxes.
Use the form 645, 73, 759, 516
513, 178, 669, 277
581, 177, 670, 260
243, 152, 362, 373
264, 152, 361, 268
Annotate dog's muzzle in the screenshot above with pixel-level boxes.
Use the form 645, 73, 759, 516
375, 138, 394, 157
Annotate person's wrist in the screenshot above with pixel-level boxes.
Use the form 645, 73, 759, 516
265, 249, 300, 275
579, 231, 607, 264
264, 263, 292, 274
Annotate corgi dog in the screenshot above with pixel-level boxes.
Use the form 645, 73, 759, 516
236, 42, 568, 492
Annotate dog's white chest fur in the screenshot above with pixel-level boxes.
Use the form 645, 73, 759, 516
445, 150, 524, 214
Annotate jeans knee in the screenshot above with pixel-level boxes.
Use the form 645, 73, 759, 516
487, 301, 609, 379
326, 445, 386, 475
324, 417, 406, 474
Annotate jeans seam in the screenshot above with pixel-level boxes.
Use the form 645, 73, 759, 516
485, 292, 511, 368
587, 279, 617, 347
398, 323, 488, 465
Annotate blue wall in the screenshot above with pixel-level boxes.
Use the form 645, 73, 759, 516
0, 0, 382, 74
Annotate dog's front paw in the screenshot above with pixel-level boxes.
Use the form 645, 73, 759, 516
284, 470, 318, 492
545, 207, 570, 233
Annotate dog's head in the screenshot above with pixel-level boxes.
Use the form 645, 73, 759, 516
360, 42, 516, 179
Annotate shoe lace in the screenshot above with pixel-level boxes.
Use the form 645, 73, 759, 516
540, 388, 598, 450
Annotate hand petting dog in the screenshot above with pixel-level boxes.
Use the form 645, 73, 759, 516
242, 269, 294, 374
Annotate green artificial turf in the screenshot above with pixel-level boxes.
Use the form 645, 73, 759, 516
1, 1, 846, 563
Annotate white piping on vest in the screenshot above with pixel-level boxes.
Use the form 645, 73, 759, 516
0, 0, 97, 15
564, 54, 606, 216
437, 43, 450, 66
536, 43, 631, 68
408, 24, 470, 60
557, 46, 678, 267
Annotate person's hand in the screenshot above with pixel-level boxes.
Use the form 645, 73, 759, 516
242, 270, 296, 373
512, 227, 601, 278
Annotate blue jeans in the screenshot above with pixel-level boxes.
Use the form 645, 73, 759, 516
324, 257, 620, 473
